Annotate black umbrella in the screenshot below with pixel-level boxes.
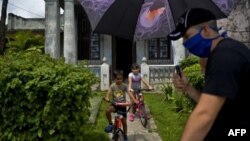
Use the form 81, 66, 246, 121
78, 0, 240, 41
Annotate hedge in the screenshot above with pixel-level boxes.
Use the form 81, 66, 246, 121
0, 51, 99, 140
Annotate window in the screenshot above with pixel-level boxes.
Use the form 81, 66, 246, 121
89, 33, 100, 60
147, 38, 172, 64
77, 7, 101, 64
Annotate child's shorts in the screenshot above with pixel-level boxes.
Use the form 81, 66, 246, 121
112, 105, 127, 118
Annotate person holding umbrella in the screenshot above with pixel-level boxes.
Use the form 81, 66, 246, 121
169, 8, 250, 141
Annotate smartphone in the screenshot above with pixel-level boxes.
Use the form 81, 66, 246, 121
175, 65, 182, 78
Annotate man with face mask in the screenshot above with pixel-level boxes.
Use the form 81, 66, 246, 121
169, 8, 250, 141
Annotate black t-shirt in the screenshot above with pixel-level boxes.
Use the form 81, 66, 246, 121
202, 38, 250, 141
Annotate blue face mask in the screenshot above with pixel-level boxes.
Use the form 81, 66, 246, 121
183, 30, 220, 58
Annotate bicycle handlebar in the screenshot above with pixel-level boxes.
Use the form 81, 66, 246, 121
103, 97, 132, 107
103, 97, 134, 115
130, 88, 154, 93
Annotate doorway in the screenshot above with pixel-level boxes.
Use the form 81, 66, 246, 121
112, 37, 135, 80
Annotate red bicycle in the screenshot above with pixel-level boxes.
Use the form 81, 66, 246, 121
131, 89, 152, 128
104, 99, 133, 141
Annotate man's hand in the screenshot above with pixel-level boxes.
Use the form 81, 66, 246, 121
173, 72, 201, 102
173, 73, 189, 92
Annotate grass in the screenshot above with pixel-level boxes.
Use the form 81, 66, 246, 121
81, 93, 110, 141
144, 93, 189, 141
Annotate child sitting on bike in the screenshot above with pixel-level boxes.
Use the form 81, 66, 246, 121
104, 70, 136, 141
128, 63, 153, 121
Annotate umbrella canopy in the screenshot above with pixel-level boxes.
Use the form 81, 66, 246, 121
78, 0, 241, 41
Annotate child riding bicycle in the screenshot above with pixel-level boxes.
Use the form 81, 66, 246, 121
104, 70, 136, 141
128, 63, 153, 121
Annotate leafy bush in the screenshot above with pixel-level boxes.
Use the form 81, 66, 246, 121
173, 94, 194, 118
160, 83, 195, 114
6, 31, 44, 53
183, 64, 204, 90
0, 51, 99, 140
160, 82, 174, 102
179, 55, 199, 69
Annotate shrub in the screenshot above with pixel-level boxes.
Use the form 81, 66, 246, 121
6, 31, 44, 53
0, 51, 99, 140
179, 55, 199, 69
183, 64, 204, 90
160, 82, 174, 102
173, 92, 194, 115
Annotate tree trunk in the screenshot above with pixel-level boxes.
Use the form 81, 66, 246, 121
0, 0, 9, 55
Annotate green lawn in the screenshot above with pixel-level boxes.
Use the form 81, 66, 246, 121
81, 95, 110, 141
144, 93, 189, 141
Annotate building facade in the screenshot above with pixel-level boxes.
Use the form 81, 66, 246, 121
43, 0, 186, 90
7, 0, 250, 90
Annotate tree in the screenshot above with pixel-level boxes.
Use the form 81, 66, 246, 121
6, 31, 45, 53
0, 0, 8, 55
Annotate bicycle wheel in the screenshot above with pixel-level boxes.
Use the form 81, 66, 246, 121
113, 116, 124, 141
113, 130, 123, 141
139, 104, 148, 128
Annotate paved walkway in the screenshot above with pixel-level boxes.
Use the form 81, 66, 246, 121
125, 112, 162, 141
88, 96, 103, 123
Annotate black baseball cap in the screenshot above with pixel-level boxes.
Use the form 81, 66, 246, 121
168, 8, 216, 40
